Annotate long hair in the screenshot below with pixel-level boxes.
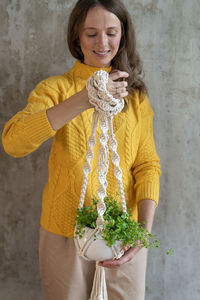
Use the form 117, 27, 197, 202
67, 0, 147, 100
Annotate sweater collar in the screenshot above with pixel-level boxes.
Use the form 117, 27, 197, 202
70, 60, 112, 80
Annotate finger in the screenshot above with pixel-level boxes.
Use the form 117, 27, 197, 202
113, 85, 128, 97
114, 81, 128, 88
114, 91, 128, 99
110, 69, 129, 77
123, 245, 128, 251
106, 78, 128, 96
99, 250, 133, 268
115, 87, 127, 94
123, 243, 131, 251
100, 245, 143, 268
109, 70, 129, 81
109, 82, 127, 95
99, 255, 130, 268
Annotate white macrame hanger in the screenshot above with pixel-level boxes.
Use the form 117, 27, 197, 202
75, 70, 127, 300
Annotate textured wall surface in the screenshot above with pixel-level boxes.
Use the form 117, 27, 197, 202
0, 0, 200, 299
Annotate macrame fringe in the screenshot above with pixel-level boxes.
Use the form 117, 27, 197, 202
89, 262, 108, 300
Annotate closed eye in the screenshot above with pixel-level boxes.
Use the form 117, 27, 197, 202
87, 34, 117, 37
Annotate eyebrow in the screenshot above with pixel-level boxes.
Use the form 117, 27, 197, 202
83, 26, 119, 31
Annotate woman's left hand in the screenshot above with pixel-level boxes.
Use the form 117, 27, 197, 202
98, 241, 143, 268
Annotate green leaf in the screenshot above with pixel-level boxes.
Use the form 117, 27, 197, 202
73, 196, 174, 256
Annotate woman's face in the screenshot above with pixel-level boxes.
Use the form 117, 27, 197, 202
79, 6, 122, 68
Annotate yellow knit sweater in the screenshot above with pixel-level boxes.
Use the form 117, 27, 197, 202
2, 60, 161, 238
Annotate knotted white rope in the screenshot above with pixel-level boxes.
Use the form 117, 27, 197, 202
79, 70, 127, 225
76, 70, 127, 300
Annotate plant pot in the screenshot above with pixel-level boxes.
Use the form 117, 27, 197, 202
75, 226, 124, 261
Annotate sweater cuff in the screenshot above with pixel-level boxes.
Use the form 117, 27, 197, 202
136, 182, 160, 206
25, 110, 56, 145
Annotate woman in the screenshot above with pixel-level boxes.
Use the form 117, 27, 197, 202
2, 0, 161, 299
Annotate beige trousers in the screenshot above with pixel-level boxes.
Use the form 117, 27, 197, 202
39, 226, 148, 300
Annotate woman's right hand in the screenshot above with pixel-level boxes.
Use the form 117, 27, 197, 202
107, 70, 129, 99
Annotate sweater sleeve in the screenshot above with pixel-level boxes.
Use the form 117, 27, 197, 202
132, 94, 161, 206
2, 81, 59, 158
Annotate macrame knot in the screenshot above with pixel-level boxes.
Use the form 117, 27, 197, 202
86, 70, 124, 116
78, 70, 127, 224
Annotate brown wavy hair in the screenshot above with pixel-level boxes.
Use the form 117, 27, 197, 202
67, 0, 147, 100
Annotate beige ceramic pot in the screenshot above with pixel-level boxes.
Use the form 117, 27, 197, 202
75, 226, 124, 261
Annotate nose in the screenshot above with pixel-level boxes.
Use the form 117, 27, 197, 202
96, 32, 108, 48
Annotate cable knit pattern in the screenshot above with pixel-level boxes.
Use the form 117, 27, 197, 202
1, 60, 161, 238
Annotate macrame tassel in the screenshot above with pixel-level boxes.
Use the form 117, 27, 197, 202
89, 262, 108, 300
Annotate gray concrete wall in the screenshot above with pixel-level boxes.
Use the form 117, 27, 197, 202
0, 0, 199, 299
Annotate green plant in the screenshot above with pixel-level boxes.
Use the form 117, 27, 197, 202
74, 196, 173, 255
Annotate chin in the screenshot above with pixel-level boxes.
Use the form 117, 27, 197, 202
94, 58, 112, 68
85, 54, 113, 68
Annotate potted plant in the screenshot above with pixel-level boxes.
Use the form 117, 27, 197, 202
74, 195, 173, 261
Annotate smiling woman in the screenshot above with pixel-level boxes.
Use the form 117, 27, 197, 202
78, 6, 122, 68
68, 0, 148, 97
2, 0, 161, 299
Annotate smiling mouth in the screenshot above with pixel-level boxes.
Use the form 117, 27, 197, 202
93, 50, 110, 55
